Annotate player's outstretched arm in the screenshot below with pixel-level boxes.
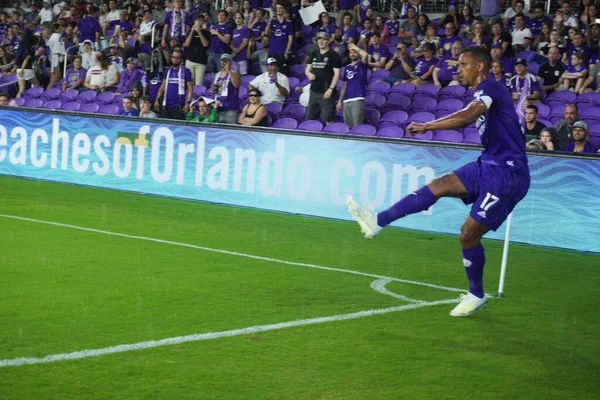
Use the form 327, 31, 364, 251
406, 100, 487, 136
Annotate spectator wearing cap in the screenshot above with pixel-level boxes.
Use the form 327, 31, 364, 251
107, 43, 124, 73
509, 58, 541, 103
523, 105, 546, 140
367, 33, 389, 71
206, 9, 232, 74
115, 58, 144, 95
562, 121, 597, 153
187, 96, 220, 122
80, 39, 97, 70
511, 13, 532, 52
161, 0, 190, 49
248, 57, 289, 105
337, 42, 368, 128
247, 36, 270, 74
63, 55, 87, 91
39, 1, 53, 24
491, 42, 514, 77
184, 14, 210, 85
265, 3, 293, 75
154, 48, 193, 120
120, 96, 139, 116
433, 40, 462, 88
208, 53, 240, 124
553, 103, 579, 148
559, 52, 588, 92
537, 46, 566, 95
75, 6, 101, 50
305, 30, 341, 125
232, 13, 251, 76
383, 41, 415, 85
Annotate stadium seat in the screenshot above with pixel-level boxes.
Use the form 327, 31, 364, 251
61, 102, 81, 111
436, 98, 463, 112
409, 130, 434, 141
41, 100, 62, 110
382, 95, 411, 114
536, 103, 550, 119
79, 102, 100, 113
23, 98, 44, 108
365, 109, 381, 128
98, 104, 120, 114
193, 85, 207, 97
59, 89, 79, 103
264, 102, 283, 114
95, 91, 115, 105
438, 85, 466, 101
40, 87, 62, 101
272, 118, 298, 129
433, 130, 463, 143
21, 86, 44, 99
12, 97, 25, 106
349, 124, 377, 136
280, 104, 306, 122
381, 110, 408, 125
388, 82, 414, 96
298, 120, 323, 131
408, 97, 437, 115
413, 83, 440, 99
365, 93, 386, 109
376, 126, 404, 138
323, 122, 350, 134
463, 131, 482, 144
77, 90, 98, 103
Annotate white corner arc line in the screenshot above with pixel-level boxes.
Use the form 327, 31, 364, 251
0, 213, 465, 293
370, 278, 425, 303
0, 299, 459, 368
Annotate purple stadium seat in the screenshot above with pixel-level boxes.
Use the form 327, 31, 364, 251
59, 89, 79, 102
436, 98, 463, 111
323, 122, 350, 134
41, 100, 62, 110
365, 109, 381, 128
202, 73, 215, 88
389, 82, 414, 96
365, 81, 391, 95
289, 65, 306, 80
365, 93, 386, 108
382, 95, 411, 114
95, 91, 115, 105
382, 110, 408, 125
240, 75, 255, 86
12, 97, 25, 106
517, 50, 535, 60
22, 86, 44, 99
79, 102, 100, 113
409, 130, 434, 141
438, 85, 467, 102
288, 77, 300, 90
587, 135, 600, 149
412, 83, 440, 99
272, 117, 298, 129
580, 107, 600, 122
536, 103, 550, 119
463, 131, 482, 144
24, 98, 44, 108
61, 101, 81, 111
371, 69, 389, 79
406, 111, 435, 126
537, 118, 551, 127
433, 130, 463, 143
264, 102, 283, 114
280, 104, 306, 122
349, 124, 377, 136
77, 90, 98, 103
41, 87, 62, 100
376, 126, 405, 138
528, 62, 540, 75
192, 85, 207, 97
408, 97, 437, 114
98, 104, 120, 114
435, 109, 455, 119
545, 91, 576, 107
298, 120, 323, 131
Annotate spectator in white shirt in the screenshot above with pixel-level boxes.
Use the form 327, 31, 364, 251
511, 13, 532, 51
39, 1, 53, 24
248, 57, 289, 105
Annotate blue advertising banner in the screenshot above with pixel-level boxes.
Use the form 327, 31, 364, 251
1, 110, 599, 252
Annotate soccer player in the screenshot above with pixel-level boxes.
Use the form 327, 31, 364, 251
347, 46, 531, 317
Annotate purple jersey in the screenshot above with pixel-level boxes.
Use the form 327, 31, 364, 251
473, 76, 528, 172
64, 67, 87, 86
208, 23, 233, 53
164, 10, 189, 40
268, 18, 293, 55
77, 16, 101, 42
435, 55, 459, 82
368, 44, 390, 64
562, 142, 597, 153
342, 60, 368, 101
509, 73, 540, 95
567, 64, 586, 74
439, 35, 460, 55
232, 25, 251, 61
527, 16, 552, 36
215, 73, 240, 111
162, 65, 193, 106
116, 68, 144, 94
251, 21, 266, 38
342, 25, 359, 43
109, 19, 133, 34
385, 19, 400, 36
339, 0, 355, 9
414, 56, 438, 78
358, 0, 374, 20
331, 42, 347, 58
566, 43, 590, 66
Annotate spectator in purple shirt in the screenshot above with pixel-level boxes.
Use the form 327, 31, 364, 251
153, 48, 194, 120
562, 121, 597, 153
341, 13, 359, 44
62, 56, 87, 91
491, 60, 510, 90
563, 31, 589, 67
411, 42, 438, 86
106, 10, 133, 37
528, 3, 553, 37
509, 58, 541, 103
491, 43, 514, 77
367, 33, 390, 71
337, 42, 368, 128
116, 57, 145, 95
438, 23, 460, 57
248, 9, 267, 40
265, 3, 293, 75
231, 13, 251, 75
433, 40, 462, 88
383, 41, 415, 85
161, 0, 190, 48
75, 5, 101, 50
209, 53, 241, 124
559, 52, 588, 92
207, 10, 233, 73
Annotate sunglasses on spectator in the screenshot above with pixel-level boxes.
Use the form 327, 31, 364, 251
249, 94, 259, 97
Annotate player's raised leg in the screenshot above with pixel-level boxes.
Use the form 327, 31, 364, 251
347, 173, 468, 238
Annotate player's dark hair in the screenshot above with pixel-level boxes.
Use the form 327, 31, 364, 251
526, 105, 538, 113
460, 46, 492, 71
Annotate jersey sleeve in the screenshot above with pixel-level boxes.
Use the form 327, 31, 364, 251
473, 83, 493, 110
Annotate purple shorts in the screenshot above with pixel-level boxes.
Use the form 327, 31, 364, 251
453, 160, 530, 231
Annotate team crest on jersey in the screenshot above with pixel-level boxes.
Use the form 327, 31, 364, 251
324, 57, 329, 63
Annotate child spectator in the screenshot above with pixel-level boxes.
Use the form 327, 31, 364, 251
138, 95, 157, 118
120, 96, 139, 116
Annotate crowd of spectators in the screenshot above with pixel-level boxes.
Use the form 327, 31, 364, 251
0, 0, 599, 154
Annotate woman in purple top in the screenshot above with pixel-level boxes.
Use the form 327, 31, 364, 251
248, 9, 267, 39
411, 14, 429, 48
459, 4, 478, 39
385, 9, 400, 39
411, 42, 438, 86
464, 21, 489, 48
232, 13, 251, 75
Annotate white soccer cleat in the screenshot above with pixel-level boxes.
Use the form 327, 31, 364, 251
346, 195, 382, 239
450, 292, 488, 317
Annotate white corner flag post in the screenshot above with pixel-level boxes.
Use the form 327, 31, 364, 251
497, 212, 513, 297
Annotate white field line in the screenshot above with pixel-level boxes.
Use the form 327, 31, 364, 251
370, 278, 424, 303
0, 299, 459, 368
0, 213, 465, 293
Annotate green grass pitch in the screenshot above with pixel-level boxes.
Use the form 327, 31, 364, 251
0, 175, 598, 399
